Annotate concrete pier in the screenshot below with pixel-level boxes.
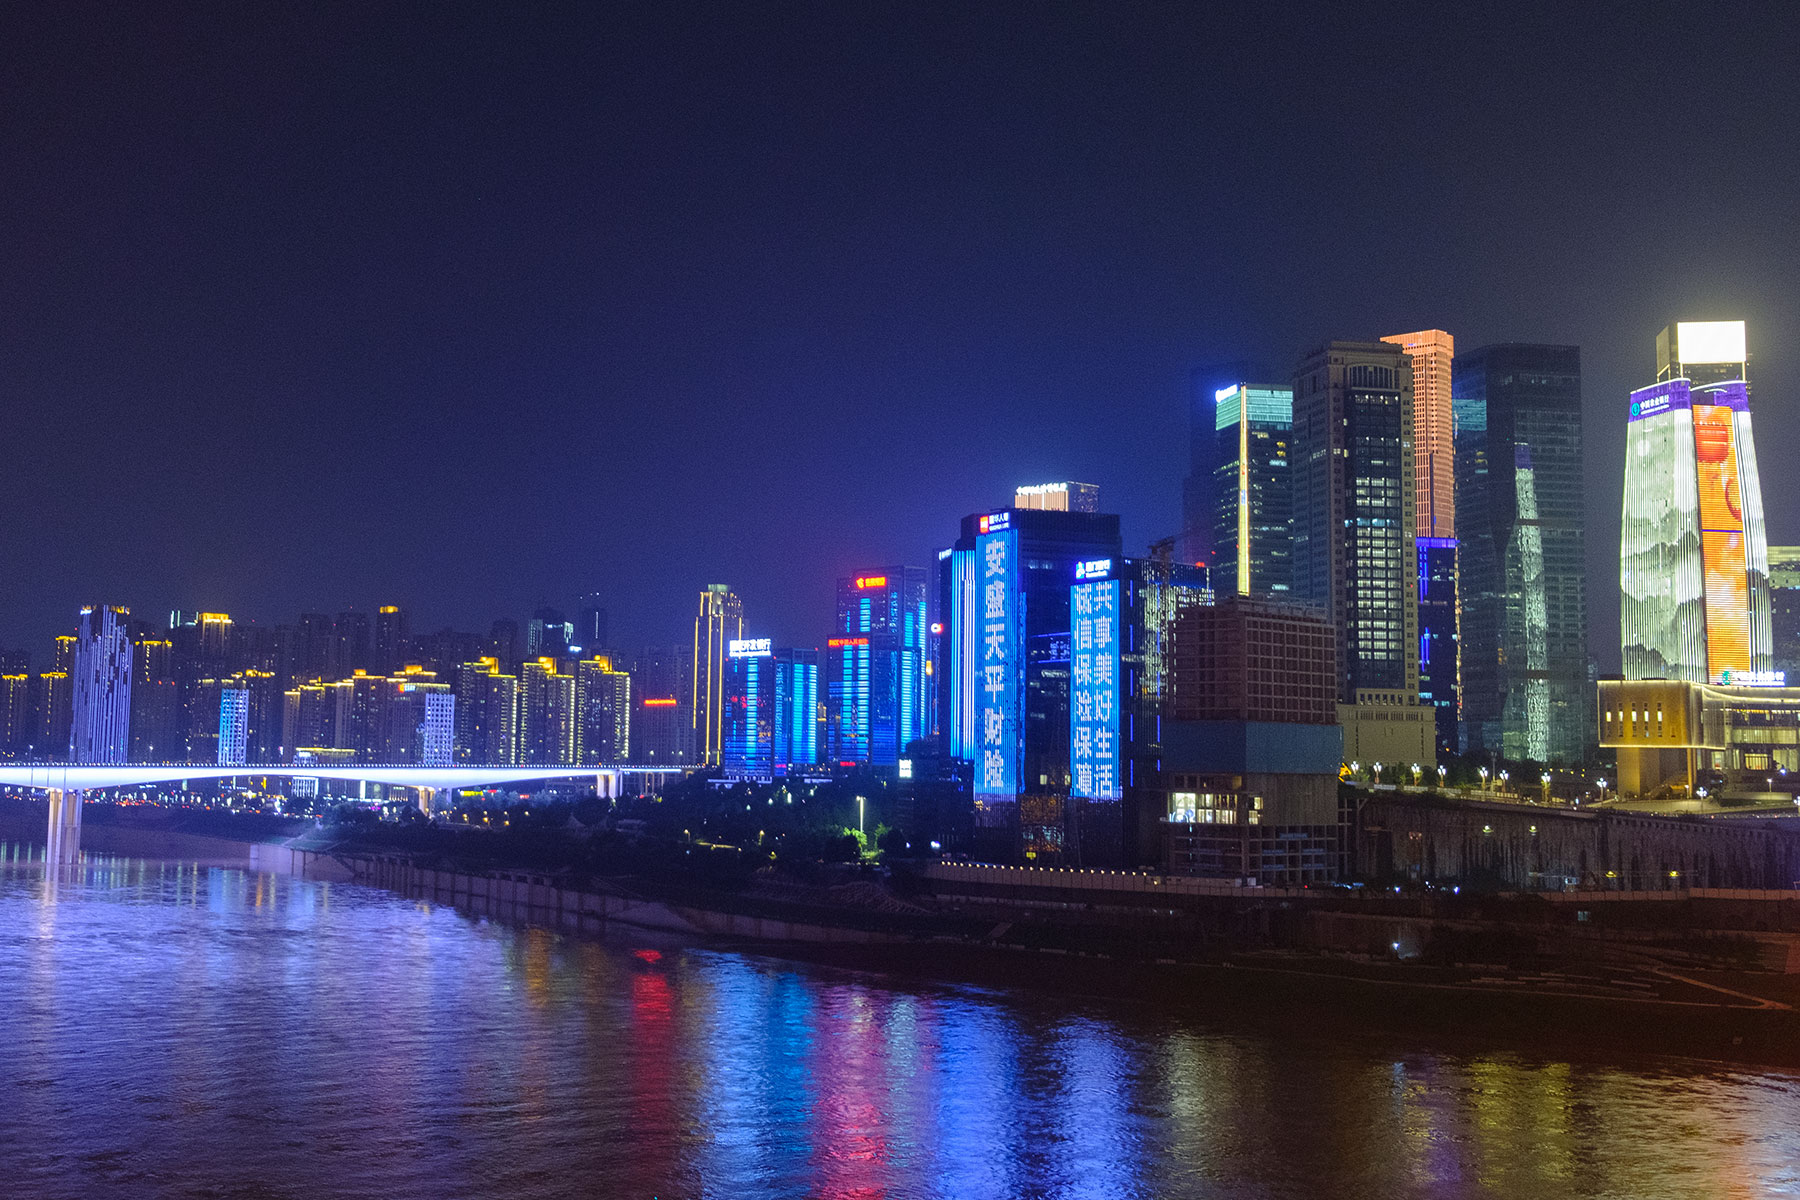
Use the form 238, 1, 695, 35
45, 788, 82, 866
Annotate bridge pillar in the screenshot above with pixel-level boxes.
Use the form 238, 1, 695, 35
417, 786, 437, 816
46, 788, 82, 866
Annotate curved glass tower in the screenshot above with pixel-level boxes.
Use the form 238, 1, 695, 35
1621, 322, 1772, 684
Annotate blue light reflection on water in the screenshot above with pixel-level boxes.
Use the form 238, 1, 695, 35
0, 847, 1797, 1199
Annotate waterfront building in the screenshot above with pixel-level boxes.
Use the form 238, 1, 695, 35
827, 568, 929, 769
381, 668, 453, 764
1210, 383, 1293, 598
1599, 677, 1800, 799
1013, 481, 1100, 513
1621, 321, 1771, 686
1455, 343, 1588, 763
71, 604, 132, 764
1164, 596, 1343, 883
691, 585, 743, 766
1292, 341, 1433, 767
52, 634, 76, 673
1416, 537, 1459, 753
575, 654, 631, 764
943, 505, 1123, 860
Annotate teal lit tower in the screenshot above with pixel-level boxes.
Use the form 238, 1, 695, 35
1210, 383, 1292, 597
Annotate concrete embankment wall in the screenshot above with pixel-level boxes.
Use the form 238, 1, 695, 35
1358, 793, 1800, 890
253, 845, 912, 945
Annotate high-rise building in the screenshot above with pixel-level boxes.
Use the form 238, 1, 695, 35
488, 618, 521, 671
726, 641, 825, 780
71, 604, 133, 764
1013, 482, 1100, 513
218, 687, 249, 766
1293, 342, 1431, 768
575, 654, 631, 764
331, 611, 370, 678
632, 644, 693, 765
33, 672, 71, 759
52, 635, 76, 674
944, 505, 1123, 858
576, 594, 609, 653
691, 585, 743, 766
1292, 343, 1418, 698
520, 657, 576, 764
828, 568, 929, 769
454, 658, 519, 764
1210, 383, 1293, 598
1621, 321, 1771, 686
128, 635, 178, 762
1768, 546, 1800, 683
1384, 331, 1458, 756
527, 607, 573, 658
373, 606, 409, 674
0, 673, 31, 757
1454, 344, 1588, 762
382, 668, 453, 764
1382, 330, 1456, 539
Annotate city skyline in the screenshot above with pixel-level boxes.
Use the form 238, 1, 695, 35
4, 6, 1798, 661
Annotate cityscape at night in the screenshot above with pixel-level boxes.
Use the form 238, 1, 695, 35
4, 3, 1800, 1197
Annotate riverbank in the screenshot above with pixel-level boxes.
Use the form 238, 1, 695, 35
257, 841, 1800, 1070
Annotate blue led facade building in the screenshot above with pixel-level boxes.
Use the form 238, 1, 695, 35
725, 639, 820, 780
827, 568, 928, 769
944, 507, 1123, 860
1211, 383, 1293, 598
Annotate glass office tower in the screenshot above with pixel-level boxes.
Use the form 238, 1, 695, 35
828, 568, 928, 769
1210, 383, 1292, 598
1455, 343, 1588, 762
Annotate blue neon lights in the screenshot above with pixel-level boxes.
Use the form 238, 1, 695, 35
1069, 578, 1121, 801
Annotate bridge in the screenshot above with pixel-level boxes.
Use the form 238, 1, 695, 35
0, 761, 689, 866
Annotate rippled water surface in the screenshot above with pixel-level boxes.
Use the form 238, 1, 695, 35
1, 847, 1797, 1199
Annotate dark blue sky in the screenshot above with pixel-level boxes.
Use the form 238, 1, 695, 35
4, 2, 1797, 665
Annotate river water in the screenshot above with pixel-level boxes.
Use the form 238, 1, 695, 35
0, 848, 1796, 1200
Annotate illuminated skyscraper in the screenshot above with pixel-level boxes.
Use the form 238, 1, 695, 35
1455, 343, 1587, 762
130, 635, 178, 762
520, 657, 576, 763
1209, 383, 1292, 598
691, 585, 743, 765
1382, 330, 1455, 539
576, 594, 610, 653
575, 654, 631, 764
1292, 343, 1418, 699
1768, 546, 1800, 682
218, 687, 248, 766
1621, 320, 1771, 685
453, 657, 518, 763
71, 604, 132, 764
828, 568, 929, 768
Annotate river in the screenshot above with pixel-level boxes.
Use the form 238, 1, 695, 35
0, 846, 1796, 1199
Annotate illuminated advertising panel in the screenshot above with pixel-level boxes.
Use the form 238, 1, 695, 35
975, 528, 1019, 802
728, 637, 772, 658
1695, 402, 1750, 681
1677, 320, 1747, 366
1629, 380, 1689, 423
1069, 578, 1121, 800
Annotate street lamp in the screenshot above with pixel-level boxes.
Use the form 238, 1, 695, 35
857, 795, 866, 839
1540, 771, 1552, 804
1499, 769, 1509, 794
1437, 764, 1448, 790
1411, 763, 1422, 787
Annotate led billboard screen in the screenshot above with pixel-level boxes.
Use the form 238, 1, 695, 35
975, 528, 1019, 802
1069, 577, 1121, 801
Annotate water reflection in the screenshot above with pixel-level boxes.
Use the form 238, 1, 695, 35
0, 846, 1795, 1199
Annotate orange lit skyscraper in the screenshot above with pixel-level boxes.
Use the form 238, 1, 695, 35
1381, 329, 1454, 539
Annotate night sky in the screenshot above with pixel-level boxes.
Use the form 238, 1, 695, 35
5, 2, 1798, 666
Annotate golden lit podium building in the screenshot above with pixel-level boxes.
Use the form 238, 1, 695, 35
1606, 320, 1780, 798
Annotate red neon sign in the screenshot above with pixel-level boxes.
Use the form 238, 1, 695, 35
643, 698, 678, 707
828, 637, 870, 648
854, 575, 887, 589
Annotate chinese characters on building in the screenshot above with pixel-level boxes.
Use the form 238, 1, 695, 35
976, 529, 1017, 799
1070, 577, 1121, 800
